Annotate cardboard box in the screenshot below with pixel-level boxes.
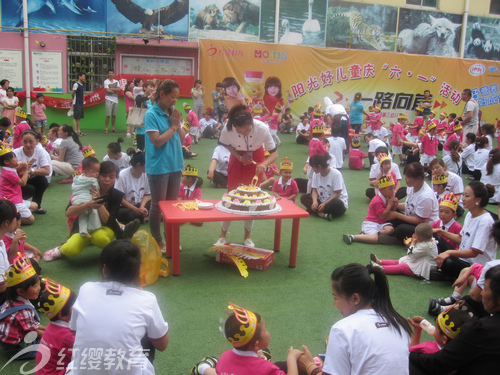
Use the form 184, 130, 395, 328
215, 243, 274, 271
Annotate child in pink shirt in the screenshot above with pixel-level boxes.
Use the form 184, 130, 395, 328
12, 120, 31, 149
178, 165, 203, 201
308, 123, 326, 157
410, 107, 424, 142
267, 104, 281, 147
184, 103, 200, 144
368, 105, 382, 138
420, 123, 439, 172
31, 93, 47, 135
348, 136, 367, 170
272, 158, 299, 203
3, 212, 42, 264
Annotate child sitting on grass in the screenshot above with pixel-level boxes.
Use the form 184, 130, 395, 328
191, 303, 302, 375
348, 136, 367, 170
432, 193, 462, 253
408, 305, 473, 354
36, 278, 76, 375
432, 174, 448, 202
4, 211, 42, 264
370, 223, 438, 280
0, 253, 44, 359
272, 158, 299, 203
343, 175, 397, 245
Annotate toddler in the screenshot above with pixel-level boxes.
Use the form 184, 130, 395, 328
308, 123, 327, 157
432, 193, 462, 252
261, 151, 280, 190
326, 124, 346, 169
4, 211, 42, 264
179, 165, 203, 200
0, 253, 44, 359
184, 103, 200, 144
31, 93, 47, 135
0, 199, 18, 303
71, 157, 101, 238
368, 105, 382, 138
272, 158, 299, 202
408, 306, 473, 354
370, 223, 438, 280
36, 278, 76, 375
192, 303, 302, 375
103, 138, 130, 171
0, 142, 37, 225
437, 111, 448, 145
343, 175, 397, 245
348, 136, 367, 170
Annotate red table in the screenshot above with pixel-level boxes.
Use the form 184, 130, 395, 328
159, 199, 309, 275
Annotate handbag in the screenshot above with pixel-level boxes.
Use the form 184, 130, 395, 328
127, 107, 146, 128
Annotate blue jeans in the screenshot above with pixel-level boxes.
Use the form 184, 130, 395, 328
147, 172, 182, 245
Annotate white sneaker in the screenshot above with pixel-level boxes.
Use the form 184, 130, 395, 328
214, 238, 226, 246
243, 239, 255, 248
126, 133, 131, 138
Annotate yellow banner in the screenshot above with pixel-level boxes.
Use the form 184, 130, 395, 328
199, 39, 500, 125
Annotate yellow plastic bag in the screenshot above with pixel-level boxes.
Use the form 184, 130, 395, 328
132, 230, 169, 287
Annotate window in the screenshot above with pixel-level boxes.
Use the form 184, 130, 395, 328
406, 0, 437, 7
67, 35, 116, 93
491, 0, 500, 15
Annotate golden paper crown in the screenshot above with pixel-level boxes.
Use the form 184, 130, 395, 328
182, 122, 190, 132
39, 278, 71, 319
419, 129, 426, 135
416, 106, 424, 112
274, 103, 282, 111
432, 174, 448, 185
312, 123, 325, 133
15, 107, 27, 118
314, 102, 321, 109
378, 175, 395, 189
377, 153, 390, 164
440, 193, 459, 211
427, 122, 437, 130
437, 306, 461, 340
0, 141, 12, 157
227, 302, 258, 348
280, 157, 293, 170
82, 145, 95, 158
4, 253, 37, 287
313, 108, 322, 116
431, 110, 437, 115
183, 102, 191, 110
264, 151, 270, 157
440, 111, 447, 117
374, 105, 381, 111
453, 123, 462, 131
351, 138, 360, 148
41, 135, 48, 145
397, 113, 407, 120
183, 165, 198, 177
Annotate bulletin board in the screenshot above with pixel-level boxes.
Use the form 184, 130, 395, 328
121, 55, 194, 76
0, 49, 23, 90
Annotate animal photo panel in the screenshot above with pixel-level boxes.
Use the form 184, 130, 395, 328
464, 16, 500, 61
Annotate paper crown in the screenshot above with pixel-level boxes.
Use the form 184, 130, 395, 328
397, 113, 407, 119
377, 153, 390, 164
431, 110, 437, 115
314, 102, 322, 109
280, 157, 293, 170
433, 174, 448, 185
313, 108, 322, 116
427, 122, 437, 130
378, 175, 395, 189
312, 123, 325, 133
4, 253, 37, 287
41, 135, 48, 145
374, 105, 381, 111
15, 107, 27, 118
182, 121, 190, 132
440, 111, 447, 117
0, 141, 12, 157
437, 306, 462, 340
415, 106, 424, 112
275, 103, 282, 111
183, 102, 191, 110
264, 151, 270, 156
226, 303, 258, 348
351, 137, 360, 148
419, 129, 426, 135
183, 165, 198, 177
440, 193, 459, 211
82, 145, 95, 158
453, 123, 463, 131
39, 278, 71, 319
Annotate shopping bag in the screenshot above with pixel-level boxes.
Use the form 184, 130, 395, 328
132, 230, 169, 286
127, 107, 146, 128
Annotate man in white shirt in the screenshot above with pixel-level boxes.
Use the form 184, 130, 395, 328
104, 69, 121, 133
0, 79, 9, 117
461, 88, 479, 136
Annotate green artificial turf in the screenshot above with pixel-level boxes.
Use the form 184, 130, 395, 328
2, 127, 494, 374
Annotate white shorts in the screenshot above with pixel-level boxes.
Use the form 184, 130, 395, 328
16, 200, 32, 218
372, 129, 381, 138
269, 128, 278, 136
189, 127, 200, 137
420, 153, 436, 165
392, 145, 403, 155
361, 221, 392, 236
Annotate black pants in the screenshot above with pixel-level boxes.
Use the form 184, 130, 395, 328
433, 233, 456, 254
393, 222, 417, 242
462, 163, 473, 175
136, 134, 145, 152
472, 169, 482, 180
22, 175, 49, 207
351, 123, 362, 134
203, 126, 215, 139
296, 134, 309, 145
295, 178, 308, 194
300, 194, 346, 218
439, 256, 470, 279
117, 201, 151, 224
213, 170, 228, 188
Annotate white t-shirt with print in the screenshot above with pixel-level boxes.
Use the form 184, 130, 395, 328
459, 211, 497, 265
311, 167, 348, 208
103, 152, 131, 172
405, 182, 439, 223
14, 144, 53, 183
115, 166, 150, 205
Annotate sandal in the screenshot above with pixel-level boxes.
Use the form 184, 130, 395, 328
79, 132, 86, 136
112, 129, 118, 133
104, 130, 108, 134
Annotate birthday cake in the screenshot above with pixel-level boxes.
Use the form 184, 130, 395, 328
221, 185, 276, 212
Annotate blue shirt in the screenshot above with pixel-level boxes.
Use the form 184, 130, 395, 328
349, 101, 364, 124
144, 102, 184, 175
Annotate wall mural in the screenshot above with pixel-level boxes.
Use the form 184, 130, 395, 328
397, 8, 463, 58
1, 0, 105, 33
189, 0, 260, 41
465, 16, 500, 61
326, 1, 398, 52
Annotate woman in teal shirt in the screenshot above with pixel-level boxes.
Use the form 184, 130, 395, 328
349, 92, 368, 133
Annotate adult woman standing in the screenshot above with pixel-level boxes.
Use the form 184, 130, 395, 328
13, 129, 51, 214
144, 79, 185, 250
410, 265, 500, 374
50, 124, 83, 178
215, 104, 277, 247
299, 263, 412, 375
433, 181, 497, 278
388, 162, 439, 242
124, 80, 135, 138
70, 240, 169, 372
349, 92, 369, 134
191, 79, 205, 121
